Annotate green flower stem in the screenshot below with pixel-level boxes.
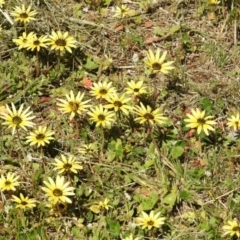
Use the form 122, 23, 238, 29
99, 127, 105, 161
150, 126, 178, 176
36, 50, 40, 77
16, 128, 26, 160
57, 49, 61, 70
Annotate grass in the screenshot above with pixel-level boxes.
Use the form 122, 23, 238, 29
1, 0, 240, 239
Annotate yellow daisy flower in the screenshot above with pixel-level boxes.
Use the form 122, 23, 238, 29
122, 234, 140, 240
52, 154, 83, 174
90, 81, 116, 100
0, 0, 5, 8
134, 102, 167, 125
98, 198, 112, 210
0, 172, 20, 191
12, 193, 36, 210
144, 48, 174, 74
104, 93, 132, 115
135, 210, 166, 230
26, 34, 49, 51
222, 220, 240, 238
125, 80, 147, 96
12, 32, 35, 49
42, 175, 75, 203
88, 104, 115, 128
11, 4, 37, 23
78, 143, 97, 157
0, 103, 35, 135
48, 30, 77, 53
184, 108, 217, 136
209, 0, 220, 5
89, 198, 112, 214
26, 126, 54, 147
227, 113, 240, 131
113, 5, 132, 18
57, 90, 91, 120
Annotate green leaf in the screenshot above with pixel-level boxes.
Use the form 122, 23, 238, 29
84, 57, 99, 70
179, 190, 193, 202
141, 194, 158, 210
163, 192, 177, 208
106, 218, 120, 237
170, 145, 184, 159
199, 97, 213, 112
115, 139, 123, 160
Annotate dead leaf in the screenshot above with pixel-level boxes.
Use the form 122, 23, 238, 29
144, 37, 160, 44
82, 77, 93, 89
144, 21, 153, 28
114, 25, 124, 32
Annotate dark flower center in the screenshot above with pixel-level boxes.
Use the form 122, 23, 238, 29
53, 188, 63, 197
19, 13, 28, 19
235, 121, 239, 126
5, 181, 11, 186
33, 40, 40, 45
99, 89, 107, 95
69, 102, 79, 111
114, 101, 122, 108
197, 118, 206, 125
12, 116, 22, 125
36, 134, 45, 140
55, 39, 66, 47
133, 88, 139, 92
233, 226, 240, 232
21, 201, 28, 206
147, 220, 154, 226
63, 163, 72, 170
55, 202, 67, 212
152, 62, 161, 70
143, 113, 154, 120
98, 114, 106, 121
23, 38, 27, 43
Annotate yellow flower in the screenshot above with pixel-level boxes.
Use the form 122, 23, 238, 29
42, 175, 75, 203
11, 4, 37, 23
144, 48, 174, 74
0, 172, 20, 191
0, 103, 35, 135
98, 198, 112, 210
209, 0, 220, 5
222, 220, 240, 238
90, 198, 112, 214
12, 32, 35, 49
122, 234, 140, 240
78, 143, 97, 157
184, 108, 217, 135
48, 30, 77, 53
52, 154, 83, 174
125, 80, 147, 96
135, 210, 166, 230
26, 34, 49, 51
88, 104, 115, 128
134, 102, 167, 125
104, 93, 132, 115
113, 5, 133, 18
57, 90, 91, 120
227, 113, 240, 131
26, 126, 54, 147
0, 0, 5, 8
90, 81, 116, 100
12, 193, 36, 210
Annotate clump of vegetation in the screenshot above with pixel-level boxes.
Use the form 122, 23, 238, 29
1, 0, 240, 239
